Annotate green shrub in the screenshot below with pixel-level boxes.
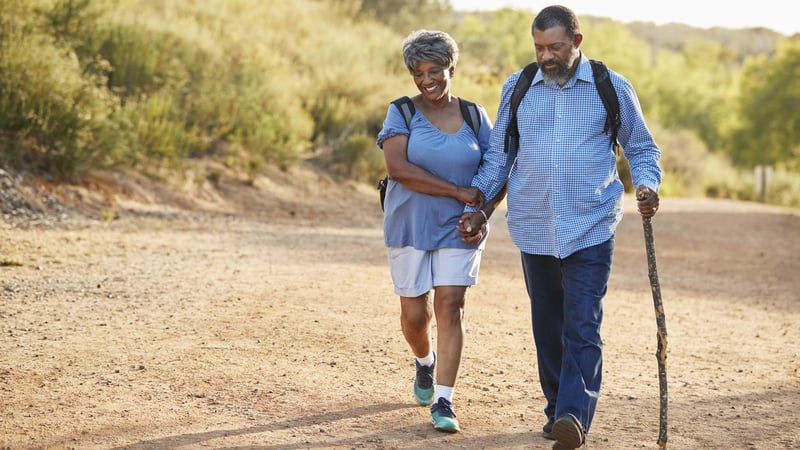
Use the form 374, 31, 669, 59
334, 130, 386, 182
701, 153, 754, 201
0, 6, 118, 178
762, 165, 800, 208
651, 125, 709, 197
116, 92, 202, 165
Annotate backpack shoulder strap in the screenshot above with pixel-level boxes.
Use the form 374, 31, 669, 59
505, 62, 538, 154
393, 95, 481, 137
458, 98, 481, 137
589, 59, 621, 153
390, 96, 416, 130
381, 97, 416, 211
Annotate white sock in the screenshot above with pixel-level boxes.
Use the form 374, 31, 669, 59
435, 385, 453, 403
416, 351, 435, 367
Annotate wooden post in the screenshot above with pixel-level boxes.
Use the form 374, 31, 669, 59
754, 165, 773, 201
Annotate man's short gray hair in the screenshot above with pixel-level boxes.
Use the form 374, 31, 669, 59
402, 30, 459, 73
532, 5, 580, 40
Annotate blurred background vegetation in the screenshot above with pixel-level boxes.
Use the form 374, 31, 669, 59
1, 0, 798, 207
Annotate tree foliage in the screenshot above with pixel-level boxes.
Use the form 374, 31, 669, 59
729, 36, 800, 168
0, 0, 797, 205
354, 0, 454, 34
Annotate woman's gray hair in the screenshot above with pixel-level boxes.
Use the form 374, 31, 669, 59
402, 30, 459, 73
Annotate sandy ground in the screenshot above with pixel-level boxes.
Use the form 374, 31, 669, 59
1, 166, 799, 449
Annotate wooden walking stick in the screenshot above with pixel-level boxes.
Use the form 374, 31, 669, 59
638, 192, 668, 448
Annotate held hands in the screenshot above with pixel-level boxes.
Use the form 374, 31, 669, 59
636, 185, 660, 218
457, 211, 487, 244
453, 186, 487, 243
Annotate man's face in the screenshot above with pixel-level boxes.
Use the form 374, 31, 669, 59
533, 26, 581, 85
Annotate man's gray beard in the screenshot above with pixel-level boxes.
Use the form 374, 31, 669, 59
541, 52, 580, 85
542, 71, 570, 85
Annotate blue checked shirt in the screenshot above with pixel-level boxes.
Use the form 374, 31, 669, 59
470, 53, 661, 258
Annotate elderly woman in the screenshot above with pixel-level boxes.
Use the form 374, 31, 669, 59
376, 29, 504, 433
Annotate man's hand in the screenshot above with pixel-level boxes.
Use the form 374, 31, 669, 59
636, 185, 660, 218
457, 211, 487, 243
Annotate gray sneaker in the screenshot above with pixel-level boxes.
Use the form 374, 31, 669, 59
413, 353, 435, 406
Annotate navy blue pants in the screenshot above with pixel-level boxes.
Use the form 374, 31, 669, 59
520, 238, 614, 433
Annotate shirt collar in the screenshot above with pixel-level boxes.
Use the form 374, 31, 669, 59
574, 52, 593, 84
532, 51, 592, 87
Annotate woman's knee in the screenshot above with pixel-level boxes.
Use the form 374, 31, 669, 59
433, 288, 466, 321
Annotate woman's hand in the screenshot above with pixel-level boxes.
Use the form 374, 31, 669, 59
456, 186, 485, 208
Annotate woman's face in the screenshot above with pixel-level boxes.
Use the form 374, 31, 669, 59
411, 60, 453, 103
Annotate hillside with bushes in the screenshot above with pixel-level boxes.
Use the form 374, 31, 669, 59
1, 0, 798, 220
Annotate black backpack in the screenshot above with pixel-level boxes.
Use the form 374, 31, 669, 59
504, 59, 621, 162
377, 96, 482, 211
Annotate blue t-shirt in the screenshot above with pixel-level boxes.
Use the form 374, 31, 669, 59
376, 100, 493, 251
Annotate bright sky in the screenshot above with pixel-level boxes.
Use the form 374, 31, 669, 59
450, 0, 798, 36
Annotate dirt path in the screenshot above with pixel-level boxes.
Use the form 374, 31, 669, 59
1, 170, 799, 449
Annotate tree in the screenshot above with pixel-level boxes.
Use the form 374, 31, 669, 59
729, 36, 800, 168
354, 0, 454, 34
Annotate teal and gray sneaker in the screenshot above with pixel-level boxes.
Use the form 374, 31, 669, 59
413, 354, 435, 406
430, 397, 460, 432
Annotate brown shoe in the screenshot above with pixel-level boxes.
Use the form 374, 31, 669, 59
552, 414, 585, 450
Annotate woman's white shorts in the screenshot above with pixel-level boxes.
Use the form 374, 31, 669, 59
387, 246, 483, 297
